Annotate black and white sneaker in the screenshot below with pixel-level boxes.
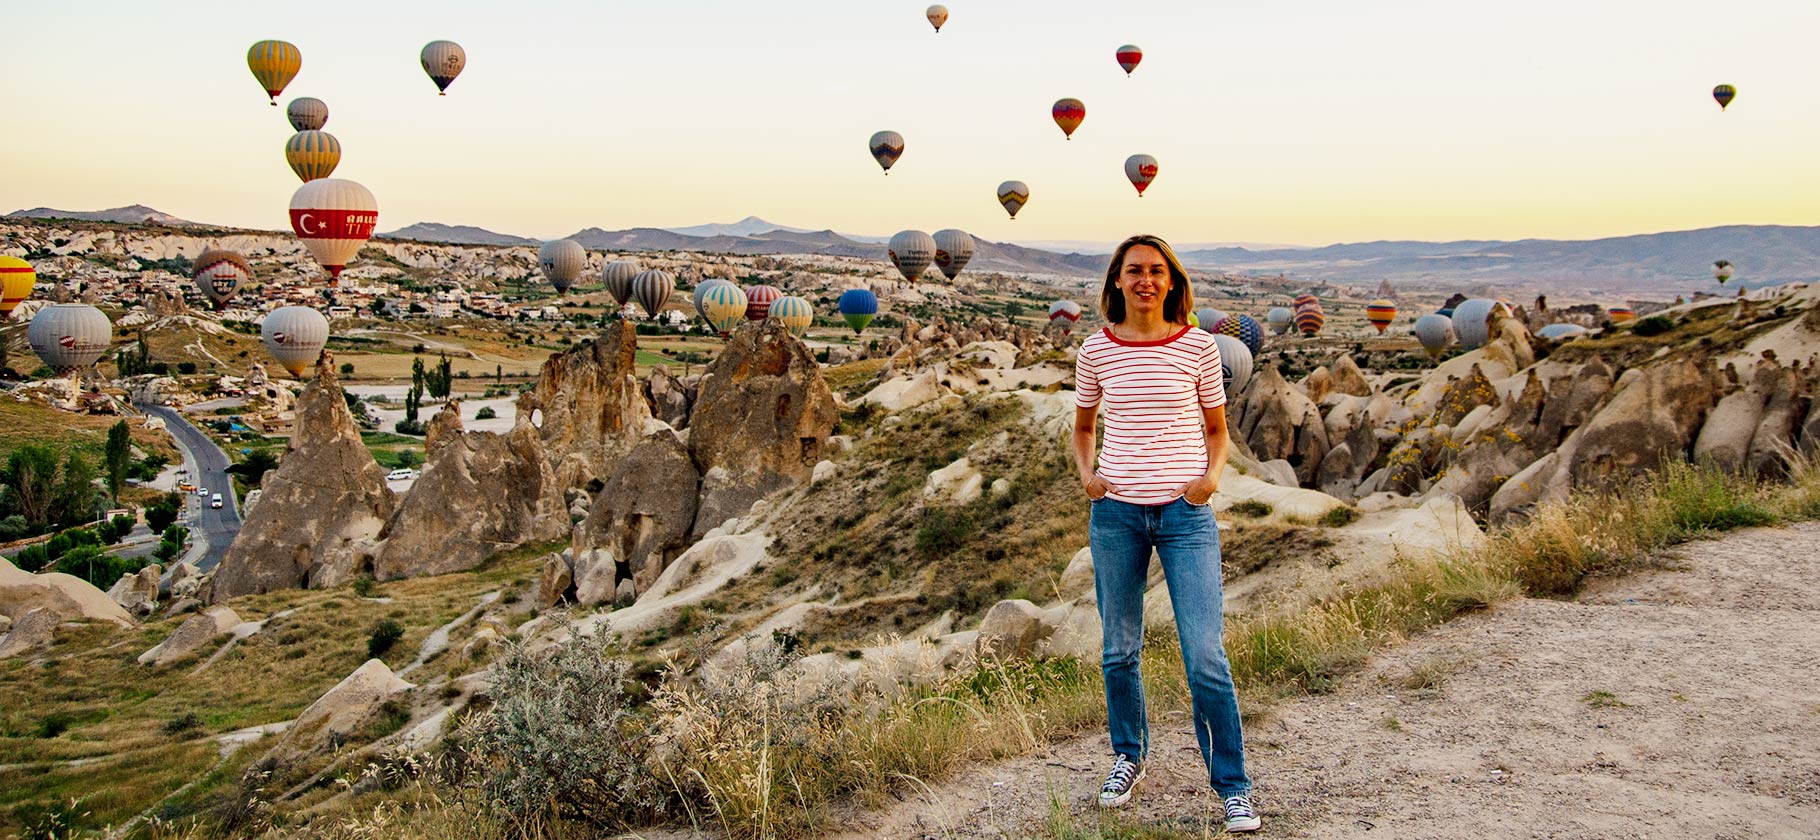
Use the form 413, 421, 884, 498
1098, 755, 1144, 808
1223, 794, 1262, 832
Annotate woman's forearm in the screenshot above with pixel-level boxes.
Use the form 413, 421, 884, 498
1072, 427, 1099, 484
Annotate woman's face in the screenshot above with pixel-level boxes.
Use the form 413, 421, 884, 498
1118, 244, 1171, 319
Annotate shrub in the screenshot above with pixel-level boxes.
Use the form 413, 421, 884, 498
393, 419, 426, 436
161, 711, 203, 736
14, 545, 48, 573
1631, 316, 1673, 337
352, 576, 377, 598
475, 406, 497, 420
458, 626, 668, 828
0, 515, 28, 541
110, 513, 136, 536
176, 361, 197, 375
367, 618, 405, 660
1229, 500, 1272, 518
145, 497, 180, 533
55, 546, 137, 590
914, 507, 977, 558
1319, 506, 1361, 528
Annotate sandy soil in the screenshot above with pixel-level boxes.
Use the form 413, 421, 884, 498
829, 522, 1820, 839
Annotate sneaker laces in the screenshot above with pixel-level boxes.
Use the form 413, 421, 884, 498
1224, 795, 1257, 820
1102, 756, 1139, 793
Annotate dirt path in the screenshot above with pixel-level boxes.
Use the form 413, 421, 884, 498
832, 523, 1820, 839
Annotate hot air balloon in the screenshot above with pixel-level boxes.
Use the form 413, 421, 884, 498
1049, 299, 1083, 334
926, 4, 949, 32
691, 277, 731, 322
933, 229, 974, 281
286, 97, 328, 131
260, 306, 328, 378
1124, 154, 1158, 196
888, 230, 936, 282
289, 178, 377, 284
1211, 333, 1252, 396
699, 283, 748, 336
1266, 306, 1292, 335
27, 304, 110, 376
1214, 314, 1265, 357
1713, 84, 1736, 110
0, 256, 35, 320
838, 288, 877, 335
1052, 98, 1085, 140
421, 41, 466, 95
1366, 299, 1398, 334
1115, 44, 1143, 76
1450, 298, 1509, 349
769, 296, 814, 337
632, 269, 674, 319
869, 130, 905, 174
996, 181, 1029, 219
743, 285, 782, 321
1714, 260, 1734, 284
1194, 308, 1227, 332
1187, 312, 1199, 328
1293, 294, 1319, 312
1294, 305, 1325, 337
284, 130, 341, 182
538, 239, 585, 295
1413, 313, 1453, 358
1536, 323, 1588, 340
192, 250, 252, 311
603, 260, 640, 307
247, 40, 301, 106
1607, 306, 1636, 323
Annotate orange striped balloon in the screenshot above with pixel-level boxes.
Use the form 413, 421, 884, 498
1608, 306, 1636, 323
1294, 307, 1325, 337
1366, 298, 1398, 333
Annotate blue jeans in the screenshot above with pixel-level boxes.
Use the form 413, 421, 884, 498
1090, 496, 1251, 798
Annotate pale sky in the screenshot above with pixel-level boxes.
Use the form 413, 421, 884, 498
2, 0, 1816, 246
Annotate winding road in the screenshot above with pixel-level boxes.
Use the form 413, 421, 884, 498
141, 404, 241, 571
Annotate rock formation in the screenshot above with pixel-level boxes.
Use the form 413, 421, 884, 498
518, 321, 652, 493
138, 605, 241, 666
107, 563, 161, 617
570, 428, 701, 603
209, 356, 395, 602
263, 658, 414, 767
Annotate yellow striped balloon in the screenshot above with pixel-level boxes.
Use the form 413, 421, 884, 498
997, 180, 1029, 219
285, 131, 341, 182
1366, 298, 1398, 334
700, 282, 748, 336
0, 256, 35, 319
247, 40, 302, 106
768, 296, 814, 338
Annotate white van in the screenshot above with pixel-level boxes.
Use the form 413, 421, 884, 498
210, 493, 224, 509
386, 468, 416, 481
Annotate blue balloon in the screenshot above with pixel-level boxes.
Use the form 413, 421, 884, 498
838, 287, 878, 334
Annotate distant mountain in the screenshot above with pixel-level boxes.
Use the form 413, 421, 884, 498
1013, 239, 1311, 255
6, 204, 203, 227
565, 225, 1107, 277
379, 222, 537, 247
1175, 225, 1820, 291
661, 216, 815, 238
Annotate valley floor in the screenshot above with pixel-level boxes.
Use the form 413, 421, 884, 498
825, 522, 1820, 839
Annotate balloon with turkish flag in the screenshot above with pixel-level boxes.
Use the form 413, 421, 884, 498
288, 178, 377, 285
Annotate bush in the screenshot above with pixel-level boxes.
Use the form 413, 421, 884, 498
395, 449, 422, 469
1320, 506, 1361, 528
474, 406, 497, 420
459, 626, 667, 828
146, 497, 180, 534
367, 618, 405, 659
161, 711, 202, 736
176, 361, 197, 375
914, 507, 978, 558
55, 546, 137, 590
14, 544, 48, 573
1631, 316, 1673, 337
111, 513, 136, 536
1229, 500, 1272, 518
393, 419, 426, 436
0, 515, 27, 541
352, 576, 377, 598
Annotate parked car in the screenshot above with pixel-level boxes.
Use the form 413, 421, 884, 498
177, 482, 195, 492
386, 468, 416, 481
210, 493, 224, 509
196, 486, 208, 497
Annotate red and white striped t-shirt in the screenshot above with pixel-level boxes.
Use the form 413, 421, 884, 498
1075, 325, 1226, 505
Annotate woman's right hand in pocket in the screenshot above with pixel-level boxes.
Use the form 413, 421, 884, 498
1083, 474, 1112, 501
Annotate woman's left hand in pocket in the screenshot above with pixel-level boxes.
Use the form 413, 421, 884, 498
1180, 475, 1218, 506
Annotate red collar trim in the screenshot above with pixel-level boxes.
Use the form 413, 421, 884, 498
1101, 324, 1193, 347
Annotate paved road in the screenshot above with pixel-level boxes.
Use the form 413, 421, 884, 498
141, 405, 241, 571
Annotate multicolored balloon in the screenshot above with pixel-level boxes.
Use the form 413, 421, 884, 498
926, 4, 949, 32
193, 250, 252, 311
1713, 84, 1736, 110
1194, 308, 1227, 332
888, 230, 936, 282
1366, 299, 1398, 334
1052, 98, 1085, 140
1714, 260, 1734, 284
0, 256, 35, 320
288, 178, 377, 284
768, 296, 814, 337
1607, 306, 1636, 323
1124, 154, 1158, 196
27, 304, 110, 376
743, 284, 781, 321
698, 282, 748, 336
284, 130, 341, 182
247, 40, 301, 106
1414, 313, 1453, 358
604, 260, 640, 306
997, 180, 1029, 219
421, 40, 466, 95
260, 305, 328, 377
933, 229, 974, 281
632, 269, 674, 319
286, 97, 328, 131
1211, 333, 1252, 396
1116, 44, 1143, 76
691, 277, 731, 322
1214, 314, 1264, 357
1294, 305, 1325, 337
538, 239, 585, 295
838, 288, 877, 335
1266, 306, 1292, 335
869, 130, 905, 174
1049, 299, 1082, 334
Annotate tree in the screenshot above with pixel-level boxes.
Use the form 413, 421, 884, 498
104, 420, 131, 501
55, 452, 99, 528
2, 445, 61, 529
427, 354, 454, 398
146, 493, 181, 533
227, 450, 279, 485
395, 449, 421, 469
407, 357, 425, 425
495, 363, 503, 384
339, 362, 355, 377
116, 335, 153, 377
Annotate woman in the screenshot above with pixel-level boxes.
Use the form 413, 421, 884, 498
1070, 234, 1258, 832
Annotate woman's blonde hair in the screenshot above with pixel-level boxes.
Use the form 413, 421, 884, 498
1099, 234, 1195, 325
